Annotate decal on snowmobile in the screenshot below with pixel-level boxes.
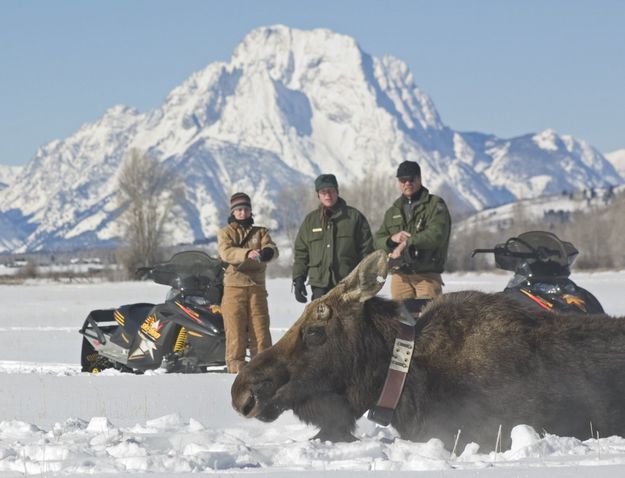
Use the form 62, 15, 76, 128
129, 332, 158, 360
209, 304, 221, 314
520, 288, 553, 310
175, 301, 202, 324
114, 310, 125, 326
140, 314, 164, 341
562, 294, 587, 312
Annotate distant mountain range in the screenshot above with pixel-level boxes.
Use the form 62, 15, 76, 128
455, 184, 624, 235
606, 149, 625, 179
0, 25, 622, 253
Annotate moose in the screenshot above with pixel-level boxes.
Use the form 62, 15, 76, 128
232, 250, 625, 449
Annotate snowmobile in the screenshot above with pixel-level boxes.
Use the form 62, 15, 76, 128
472, 230, 604, 314
79, 250, 226, 373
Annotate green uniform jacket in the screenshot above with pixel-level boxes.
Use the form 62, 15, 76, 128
292, 198, 374, 288
374, 187, 451, 274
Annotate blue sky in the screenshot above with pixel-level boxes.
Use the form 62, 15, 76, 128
1, 0, 623, 166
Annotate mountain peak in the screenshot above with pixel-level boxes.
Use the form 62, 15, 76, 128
532, 129, 561, 151
231, 25, 363, 76
0, 26, 622, 253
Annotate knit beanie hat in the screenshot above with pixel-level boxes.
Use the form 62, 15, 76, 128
314, 174, 339, 192
230, 192, 252, 212
396, 160, 421, 178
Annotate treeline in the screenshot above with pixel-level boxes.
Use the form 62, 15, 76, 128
5, 157, 620, 280
446, 189, 625, 271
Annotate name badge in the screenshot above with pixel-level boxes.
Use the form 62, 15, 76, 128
312, 228, 323, 232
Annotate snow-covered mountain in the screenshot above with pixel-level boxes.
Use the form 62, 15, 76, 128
0, 165, 21, 191
606, 149, 625, 179
0, 25, 622, 253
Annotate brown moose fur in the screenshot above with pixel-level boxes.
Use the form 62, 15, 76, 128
232, 251, 625, 449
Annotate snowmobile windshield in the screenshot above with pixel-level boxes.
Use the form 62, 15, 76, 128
507, 231, 575, 268
490, 231, 577, 276
137, 251, 224, 290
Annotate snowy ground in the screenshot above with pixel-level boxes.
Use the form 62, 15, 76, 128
1, 270, 625, 476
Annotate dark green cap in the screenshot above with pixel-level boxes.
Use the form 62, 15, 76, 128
314, 174, 339, 192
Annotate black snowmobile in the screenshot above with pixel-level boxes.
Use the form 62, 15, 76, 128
472, 230, 604, 314
80, 250, 226, 373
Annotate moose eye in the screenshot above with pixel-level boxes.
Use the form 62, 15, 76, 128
302, 326, 327, 347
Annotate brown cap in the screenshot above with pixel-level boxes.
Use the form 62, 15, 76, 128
230, 192, 251, 212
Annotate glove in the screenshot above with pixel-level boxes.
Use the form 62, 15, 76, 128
405, 245, 418, 261
259, 247, 275, 262
388, 245, 418, 272
293, 276, 308, 303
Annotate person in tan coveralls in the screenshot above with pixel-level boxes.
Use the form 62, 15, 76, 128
217, 192, 279, 373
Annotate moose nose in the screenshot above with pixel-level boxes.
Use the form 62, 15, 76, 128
232, 377, 277, 418
232, 387, 256, 417
238, 390, 256, 417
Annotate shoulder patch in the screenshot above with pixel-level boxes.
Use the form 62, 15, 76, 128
392, 214, 402, 219
312, 227, 323, 232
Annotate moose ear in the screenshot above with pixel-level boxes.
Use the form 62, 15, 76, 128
338, 250, 388, 303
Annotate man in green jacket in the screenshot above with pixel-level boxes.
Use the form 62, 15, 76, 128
292, 174, 374, 302
374, 160, 451, 300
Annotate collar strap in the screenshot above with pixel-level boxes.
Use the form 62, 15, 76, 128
368, 299, 430, 426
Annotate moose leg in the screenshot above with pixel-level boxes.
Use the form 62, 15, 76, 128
294, 393, 357, 442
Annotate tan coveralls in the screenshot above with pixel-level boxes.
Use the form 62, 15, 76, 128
217, 223, 279, 373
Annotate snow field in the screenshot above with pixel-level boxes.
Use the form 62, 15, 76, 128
0, 271, 624, 475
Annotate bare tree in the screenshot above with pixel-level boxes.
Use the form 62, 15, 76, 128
340, 173, 398, 232
559, 190, 625, 270
274, 183, 318, 244
446, 224, 497, 272
115, 149, 184, 277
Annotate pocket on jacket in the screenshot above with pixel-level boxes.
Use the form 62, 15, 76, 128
387, 217, 403, 234
308, 235, 324, 267
336, 232, 357, 262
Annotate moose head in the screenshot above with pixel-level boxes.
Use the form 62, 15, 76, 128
231, 250, 392, 442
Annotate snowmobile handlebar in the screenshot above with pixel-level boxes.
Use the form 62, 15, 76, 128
471, 248, 496, 257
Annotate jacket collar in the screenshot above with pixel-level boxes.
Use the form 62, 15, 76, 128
394, 186, 429, 208
320, 197, 347, 220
